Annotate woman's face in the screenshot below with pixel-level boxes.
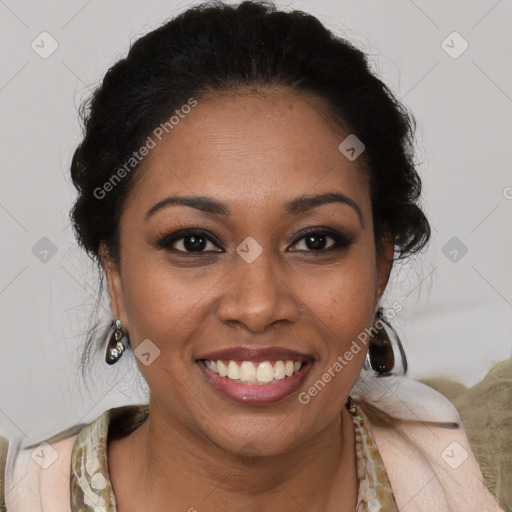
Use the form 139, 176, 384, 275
103, 88, 393, 456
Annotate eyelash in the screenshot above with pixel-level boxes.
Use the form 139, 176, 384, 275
156, 227, 354, 254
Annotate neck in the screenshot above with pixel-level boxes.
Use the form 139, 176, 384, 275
109, 401, 358, 512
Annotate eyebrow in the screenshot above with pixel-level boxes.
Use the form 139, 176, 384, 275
145, 192, 363, 226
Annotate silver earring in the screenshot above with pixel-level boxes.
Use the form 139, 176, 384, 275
105, 320, 127, 365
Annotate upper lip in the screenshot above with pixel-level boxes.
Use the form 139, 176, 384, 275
196, 346, 314, 362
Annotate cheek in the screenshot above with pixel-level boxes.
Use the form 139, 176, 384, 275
120, 256, 204, 348
326, 266, 376, 330
302, 245, 378, 325
298, 249, 378, 387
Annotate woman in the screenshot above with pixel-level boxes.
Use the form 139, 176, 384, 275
0, 1, 507, 510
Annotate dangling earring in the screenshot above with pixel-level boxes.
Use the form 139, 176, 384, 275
105, 319, 127, 365
363, 307, 408, 376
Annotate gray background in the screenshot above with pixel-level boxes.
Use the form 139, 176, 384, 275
0, 0, 511, 443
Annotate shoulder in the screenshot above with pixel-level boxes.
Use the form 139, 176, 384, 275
0, 404, 148, 512
1, 431, 78, 512
419, 357, 512, 511
356, 367, 507, 511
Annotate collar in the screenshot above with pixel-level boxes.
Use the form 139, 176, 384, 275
69, 400, 398, 511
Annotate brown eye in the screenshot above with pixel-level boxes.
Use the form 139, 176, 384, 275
158, 229, 223, 253
289, 228, 353, 252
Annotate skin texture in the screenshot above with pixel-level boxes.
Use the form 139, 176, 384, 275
103, 88, 394, 511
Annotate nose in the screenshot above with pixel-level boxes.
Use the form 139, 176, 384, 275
216, 249, 300, 333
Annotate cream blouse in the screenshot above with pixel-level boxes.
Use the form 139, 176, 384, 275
1, 398, 398, 511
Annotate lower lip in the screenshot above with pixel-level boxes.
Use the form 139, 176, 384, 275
197, 360, 314, 405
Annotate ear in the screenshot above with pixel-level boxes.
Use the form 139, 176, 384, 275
99, 241, 129, 329
375, 238, 394, 306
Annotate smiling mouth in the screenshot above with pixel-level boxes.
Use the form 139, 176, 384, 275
199, 359, 308, 385
195, 346, 315, 404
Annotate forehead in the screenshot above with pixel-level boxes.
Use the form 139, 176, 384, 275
124, 88, 370, 220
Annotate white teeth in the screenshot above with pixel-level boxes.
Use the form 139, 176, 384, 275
240, 361, 256, 381
273, 361, 286, 380
204, 359, 305, 384
218, 360, 228, 377
256, 362, 274, 383
227, 361, 240, 380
